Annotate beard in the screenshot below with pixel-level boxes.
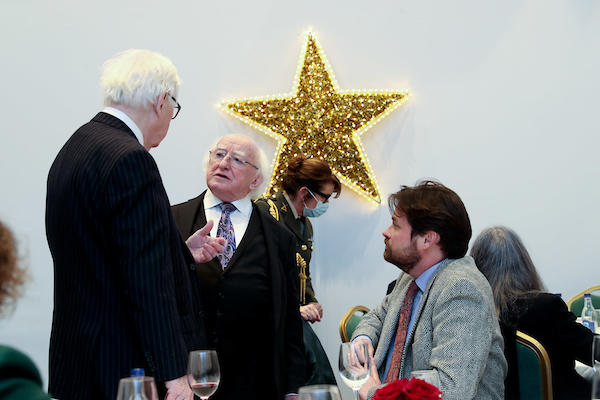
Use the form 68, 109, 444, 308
384, 239, 421, 274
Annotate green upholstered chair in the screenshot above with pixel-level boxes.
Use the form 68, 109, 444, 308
566, 285, 600, 317
339, 305, 370, 342
516, 330, 553, 400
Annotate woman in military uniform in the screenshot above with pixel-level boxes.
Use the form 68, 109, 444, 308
256, 155, 341, 386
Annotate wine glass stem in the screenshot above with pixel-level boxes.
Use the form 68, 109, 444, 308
353, 389, 360, 400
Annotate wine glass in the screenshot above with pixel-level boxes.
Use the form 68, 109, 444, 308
339, 342, 370, 400
298, 384, 342, 400
187, 350, 220, 399
410, 369, 440, 388
116, 376, 158, 400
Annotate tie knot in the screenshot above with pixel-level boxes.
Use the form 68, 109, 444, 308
407, 280, 419, 297
220, 202, 236, 214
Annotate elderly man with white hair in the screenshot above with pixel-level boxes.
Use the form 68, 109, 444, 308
46, 49, 225, 400
172, 133, 305, 400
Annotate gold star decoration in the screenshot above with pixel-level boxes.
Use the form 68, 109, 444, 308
219, 29, 409, 204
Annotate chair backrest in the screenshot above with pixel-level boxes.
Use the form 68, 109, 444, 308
515, 330, 553, 400
566, 285, 600, 317
339, 305, 370, 342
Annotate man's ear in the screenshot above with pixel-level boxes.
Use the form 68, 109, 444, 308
153, 92, 168, 116
422, 231, 440, 250
249, 173, 264, 190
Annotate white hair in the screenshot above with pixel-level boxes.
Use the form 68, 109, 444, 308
100, 49, 181, 108
203, 135, 271, 200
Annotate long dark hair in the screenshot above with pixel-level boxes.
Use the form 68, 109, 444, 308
470, 226, 545, 319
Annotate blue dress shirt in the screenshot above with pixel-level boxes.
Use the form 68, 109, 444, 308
382, 260, 444, 379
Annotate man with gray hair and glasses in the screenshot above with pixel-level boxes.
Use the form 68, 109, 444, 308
172, 133, 305, 400
46, 49, 225, 400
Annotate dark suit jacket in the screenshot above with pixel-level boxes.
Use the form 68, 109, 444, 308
171, 191, 305, 398
46, 112, 205, 399
0, 345, 49, 400
501, 293, 596, 400
255, 192, 317, 304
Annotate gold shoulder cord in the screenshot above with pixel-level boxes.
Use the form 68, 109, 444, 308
266, 199, 280, 221
296, 253, 307, 304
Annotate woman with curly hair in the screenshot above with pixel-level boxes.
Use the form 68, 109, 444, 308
0, 220, 49, 399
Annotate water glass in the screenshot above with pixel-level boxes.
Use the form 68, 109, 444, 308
187, 350, 220, 399
116, 376, 158, 400
410, 369, 440, 388
298, 384, 342, 400
592, 361, 600, 400
593, 336, 600, 366
339, 342, 370, 400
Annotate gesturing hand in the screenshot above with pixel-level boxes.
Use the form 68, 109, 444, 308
186, 220, 226, 263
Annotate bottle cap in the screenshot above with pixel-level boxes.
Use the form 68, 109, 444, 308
130, 368, 145, 377
554, 293, 562, 297
584, 293, 591, 297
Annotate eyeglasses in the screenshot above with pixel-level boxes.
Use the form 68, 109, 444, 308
209, 149, 259, 170
307, 187, 332, 203
170, 95, 181, 119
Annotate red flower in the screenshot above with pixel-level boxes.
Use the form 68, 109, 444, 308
373, 377, 442, 400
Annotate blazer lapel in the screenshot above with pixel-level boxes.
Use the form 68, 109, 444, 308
400, 259, 453, 373
192, 192, 221, 271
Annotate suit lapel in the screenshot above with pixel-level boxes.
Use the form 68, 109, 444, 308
223, 207, 259, 270
400, 259, 453, 374
190, 194, 208, 237
257, 206, 285, 337
191, 192, 221, 271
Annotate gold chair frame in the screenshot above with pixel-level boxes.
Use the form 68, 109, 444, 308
566, 284, 600, 310
516, 330, 553, 400
338, 305, 370, 342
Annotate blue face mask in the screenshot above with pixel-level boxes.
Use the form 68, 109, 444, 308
303, 188, 329, 218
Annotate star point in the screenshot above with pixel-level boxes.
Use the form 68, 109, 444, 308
219, 30, 409, 204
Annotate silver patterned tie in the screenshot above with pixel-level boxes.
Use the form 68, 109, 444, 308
216, 202, 236, 268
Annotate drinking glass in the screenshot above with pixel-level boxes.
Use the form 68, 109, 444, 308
338, 342, 370, 400
298, 384, 342, 400
410, 369, 440, 388
592, 361, 600, 400
116, 376, 158, 400
593, 336, 600, 366
187, 350, 220, 399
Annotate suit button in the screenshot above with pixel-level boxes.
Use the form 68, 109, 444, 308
190, 264, 196, 271
301, 244, 308, 251
218, 293, 224, 299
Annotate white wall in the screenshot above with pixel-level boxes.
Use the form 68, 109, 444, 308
1, 0, 599, 397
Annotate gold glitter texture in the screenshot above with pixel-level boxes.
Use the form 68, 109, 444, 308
219, 29, 409, 204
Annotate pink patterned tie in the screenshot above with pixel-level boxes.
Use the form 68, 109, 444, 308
216, 202, 236, 269
385, 280, 419, 383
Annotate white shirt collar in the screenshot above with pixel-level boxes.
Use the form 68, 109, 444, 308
102, 107, 144, 147
205, 189, 253, 217
282, 191, 300, 219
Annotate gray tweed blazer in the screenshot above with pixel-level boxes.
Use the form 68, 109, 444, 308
352, 257, 506, 400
